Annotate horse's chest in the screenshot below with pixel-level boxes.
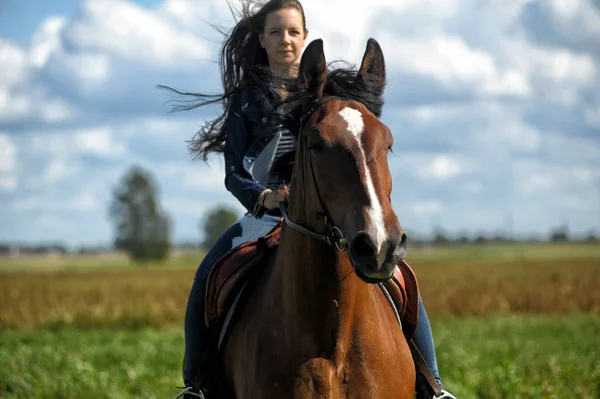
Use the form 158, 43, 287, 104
247, 344, 411, 399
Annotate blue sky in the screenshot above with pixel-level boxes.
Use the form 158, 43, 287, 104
1, 0, 599, 248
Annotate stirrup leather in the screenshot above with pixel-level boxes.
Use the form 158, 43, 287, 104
434, 390, 457, 399
173, 386, 206, 399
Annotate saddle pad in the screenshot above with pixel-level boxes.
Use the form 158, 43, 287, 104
383, 260, 420, 340
204, 220, 282, 329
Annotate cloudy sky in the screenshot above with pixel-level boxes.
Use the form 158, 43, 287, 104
1, 0, 599, 248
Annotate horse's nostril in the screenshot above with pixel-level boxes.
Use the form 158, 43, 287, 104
393, 233, 409, 261
400, 233, 408, 247
349, 232, 377, 261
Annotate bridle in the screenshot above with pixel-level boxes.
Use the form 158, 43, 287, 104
280, 95, 349, 252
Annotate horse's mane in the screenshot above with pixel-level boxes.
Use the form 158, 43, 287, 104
261, 61, 385, 135
320, 61, 384, 117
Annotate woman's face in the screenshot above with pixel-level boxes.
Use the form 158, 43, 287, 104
259, 7, 308, 74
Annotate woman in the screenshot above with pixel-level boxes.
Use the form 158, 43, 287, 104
166, 1, 454, 398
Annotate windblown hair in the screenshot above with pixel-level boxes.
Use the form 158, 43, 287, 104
270, 61, 386, 136
159, 0, 307, 162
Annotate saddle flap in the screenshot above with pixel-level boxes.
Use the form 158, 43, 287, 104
204, 221, 282, 329
398, 259, 420, 329
382, 260, 420, 340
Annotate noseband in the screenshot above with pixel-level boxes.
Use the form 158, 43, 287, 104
280, 96, 348, 252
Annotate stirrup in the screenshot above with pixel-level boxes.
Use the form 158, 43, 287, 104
173, 386, 206, 399
434, 390, 457, 399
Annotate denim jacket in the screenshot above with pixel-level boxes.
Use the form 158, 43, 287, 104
224, 84, 295, 216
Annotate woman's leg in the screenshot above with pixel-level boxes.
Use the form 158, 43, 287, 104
182, 222, 243, 386
413, 294, 442, 396
182, 214, 281, 387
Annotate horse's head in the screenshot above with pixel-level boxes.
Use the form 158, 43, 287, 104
288, 38, 407, 284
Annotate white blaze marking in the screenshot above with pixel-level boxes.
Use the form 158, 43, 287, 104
338, 107, 386, 252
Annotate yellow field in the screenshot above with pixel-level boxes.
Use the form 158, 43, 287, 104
1, 242, 598, 330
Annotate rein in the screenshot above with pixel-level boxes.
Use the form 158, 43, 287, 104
281, 96, 348, 252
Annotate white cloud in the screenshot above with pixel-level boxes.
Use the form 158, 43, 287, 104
573, 167, 600, 183
63, 0, 211, 66
501, 38, 597, 104
0, 39, 29, 88
0, 134, 17, 192
24, 127, 128, 185
12, 191, 99, 212
542, 131, 600, 163
29, 126, 127, 159
161, 162, 226, 191
0, 176, 17, 192
0, 27, 78, 124
476, 117, 542, 153
29, 16, 68, 68
0, 90, 31, 122
43, 157, 81, 184
547, 0, 600, 40
164, 196, 226, 217
550, 0, 585, 18
158, 0, 233, 31
0, 39, 33, 122
0, 134, 16, 172
543, 49, 596, 84
521, 173, 555, 195
417, 154, 462, 181
59, 52, 111, 85
379, 34, 532, 97
412, 201, 442, 216
513, 160, 598, 207
40, 99, 74, 123
74, 127, 127, 158
461, 181, 484, 194
585, 105, 600, 127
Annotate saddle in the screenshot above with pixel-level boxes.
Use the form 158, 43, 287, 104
203, 221, 420, 342
204, 220, 283, 331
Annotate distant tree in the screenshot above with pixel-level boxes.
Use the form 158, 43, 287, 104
549, 225, 569, 242
492, 234, 508, 243
200, 205, 240, 249
432, 228, 449, 245
457, 235, 470, 244
109, 166, 172, 262
585, 231, 598, 242
474, 235, 487, 244
456, 229, 470, 244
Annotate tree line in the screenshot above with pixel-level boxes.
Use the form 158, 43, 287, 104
1, 165, 597, 259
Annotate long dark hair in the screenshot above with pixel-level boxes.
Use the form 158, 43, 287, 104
159, 0, 307, 162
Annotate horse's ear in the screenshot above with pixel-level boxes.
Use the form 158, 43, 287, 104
357, 38, 386, 97
298, 39, 327, 99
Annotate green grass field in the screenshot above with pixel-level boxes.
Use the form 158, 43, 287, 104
1, 242, 599, 398
1, 316, 598, 398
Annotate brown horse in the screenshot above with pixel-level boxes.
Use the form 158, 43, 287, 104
221, 38, 415, 398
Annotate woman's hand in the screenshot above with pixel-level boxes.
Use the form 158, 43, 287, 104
263, 185, 290, 210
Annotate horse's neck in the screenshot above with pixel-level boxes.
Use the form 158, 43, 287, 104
269, 223, 371, 348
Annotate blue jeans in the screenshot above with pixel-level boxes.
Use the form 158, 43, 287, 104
415, 294, 442, 390
183, 214, 281, 384
183, 216, 442, 391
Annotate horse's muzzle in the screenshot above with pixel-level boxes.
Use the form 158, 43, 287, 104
348, 232, 408, 283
